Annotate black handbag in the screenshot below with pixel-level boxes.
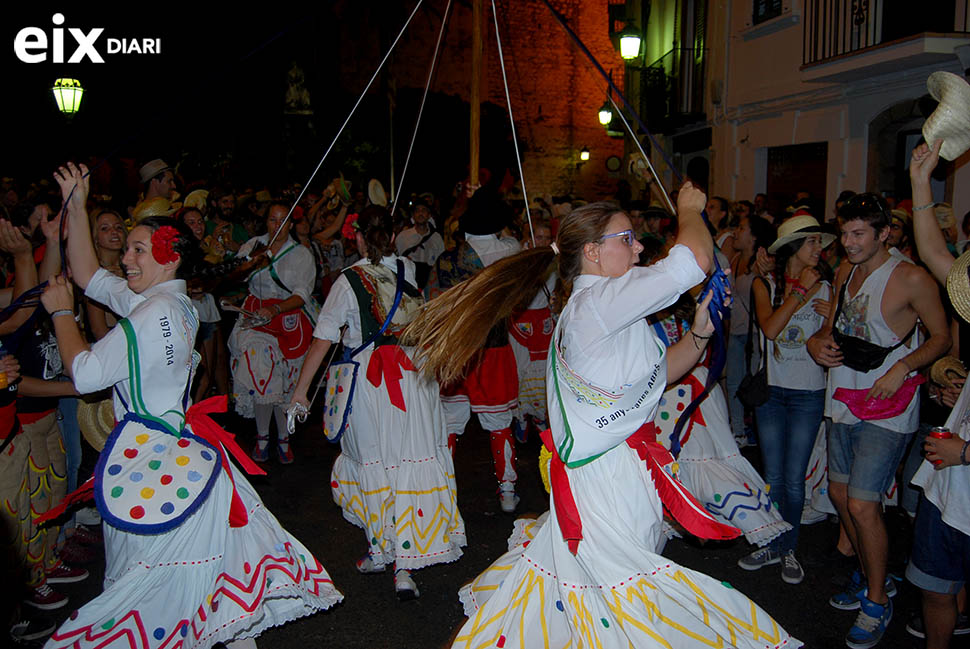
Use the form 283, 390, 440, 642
735, 277, 769, 409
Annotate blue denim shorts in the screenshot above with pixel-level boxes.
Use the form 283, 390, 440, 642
828, 420, 912, 502
906, 497, 969, 595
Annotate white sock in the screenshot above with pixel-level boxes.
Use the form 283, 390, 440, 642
254, 403, 273, 449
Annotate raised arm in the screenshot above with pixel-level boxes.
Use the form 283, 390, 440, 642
0, 220, 39, 335
53, 162, 99, 289
674, 182, 714, 275
665, 289, 715, 383
40, 274, 89, 381
909, 140, 954, 283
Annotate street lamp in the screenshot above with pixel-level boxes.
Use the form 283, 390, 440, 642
619, 27, 642, 60
580, 147, 590, 161
598, 100, 613, 126
52, 78, 84, 115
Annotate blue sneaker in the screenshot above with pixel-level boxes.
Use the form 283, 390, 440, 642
830, 570, 898, 610
845, 595, 892, 649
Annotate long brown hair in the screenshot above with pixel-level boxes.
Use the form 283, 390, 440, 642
403, 201, 621, 384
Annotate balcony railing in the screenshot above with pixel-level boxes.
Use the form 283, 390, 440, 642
633, 47, 707, 133
803, 0, 970, 65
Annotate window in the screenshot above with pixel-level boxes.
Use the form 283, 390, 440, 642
753, 0, 784, 25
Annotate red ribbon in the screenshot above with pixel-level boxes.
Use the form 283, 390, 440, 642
625, 423, 740, 541
35, 478, 95, 526
366, 345, 416, 412
186, 395, 267, 528
539, 428, 583, 554
539, 421, 739, 555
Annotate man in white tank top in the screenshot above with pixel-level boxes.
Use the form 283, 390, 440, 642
808, 192, 950, 649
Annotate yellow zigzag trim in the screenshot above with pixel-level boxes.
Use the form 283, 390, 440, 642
454, 568, 553, 649
393, 504, 460, 553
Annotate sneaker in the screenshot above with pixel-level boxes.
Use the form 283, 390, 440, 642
23, 584, 68, 611
781, 550, 804, 585
830, 570, 898, 611
355, 555, 385, 574
845, 596, 892, 649
906, 611, 970, 638
394, 568, 420, 601
251, 438, 269, 463
57, 540, 98, 565
10, 618, 56, 642
734, 434, 751, 449
71, 525, 103, 546
46, 564, 89, 584
737, 547, 780, 571
277, 443, 294, 465
499, 491, 520, 513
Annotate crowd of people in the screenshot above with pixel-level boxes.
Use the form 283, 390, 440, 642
0, 143, 967, 649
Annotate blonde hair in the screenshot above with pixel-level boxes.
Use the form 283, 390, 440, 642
404, 201, 622, 384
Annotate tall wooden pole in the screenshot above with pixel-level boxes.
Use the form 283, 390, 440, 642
470, 0, 482, 186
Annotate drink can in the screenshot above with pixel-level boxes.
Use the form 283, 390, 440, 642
927, 427, 952, 465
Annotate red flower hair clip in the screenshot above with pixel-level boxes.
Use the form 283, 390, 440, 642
151, 225, 181, 265
341, 212, 360, 241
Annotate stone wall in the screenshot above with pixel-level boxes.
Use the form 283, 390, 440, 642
334, 0, 626, 200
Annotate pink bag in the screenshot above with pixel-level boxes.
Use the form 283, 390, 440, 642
833, 375, 926, 420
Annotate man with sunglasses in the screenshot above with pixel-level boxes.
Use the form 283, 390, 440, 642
808, 192, 950, 649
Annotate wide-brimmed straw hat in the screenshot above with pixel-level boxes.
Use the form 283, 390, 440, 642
78, 398, 115, 452
132, 197, 175, 220
947, 250, 970, 323
368, 179, 387, 207
767, 214, 836, 254
923, 71, 970, 161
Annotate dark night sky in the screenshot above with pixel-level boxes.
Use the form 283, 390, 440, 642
1, 3, 491, 204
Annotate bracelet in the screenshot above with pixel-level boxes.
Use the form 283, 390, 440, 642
273, 304, 282, 315
690, 330, 713, 349
912, 202, 934, 212
50, 309, 74, 319
961, 440, 970, 466
898, 357, 912, 373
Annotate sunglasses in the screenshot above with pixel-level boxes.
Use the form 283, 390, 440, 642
598, 229, 636, 247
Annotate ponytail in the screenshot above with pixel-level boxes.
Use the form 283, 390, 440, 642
405, 200, 623, 384
403, 247, 556, 384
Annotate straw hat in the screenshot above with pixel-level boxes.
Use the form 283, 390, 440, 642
138, 159, 171, 184
182, 189, 208, 211
767, 214, 835, 254
368, 179, 387, 207
132, 197, 175, 220
922, 71, 970, 161
78, 398, 115, 452
890, 208, 911, 227
947, 249, 970, 323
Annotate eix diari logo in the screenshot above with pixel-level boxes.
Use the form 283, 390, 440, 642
14, 13, 161, 63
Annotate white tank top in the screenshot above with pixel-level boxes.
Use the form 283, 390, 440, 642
825, 255, 920, 433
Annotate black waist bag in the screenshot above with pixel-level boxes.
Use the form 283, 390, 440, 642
832, 280, 914, 373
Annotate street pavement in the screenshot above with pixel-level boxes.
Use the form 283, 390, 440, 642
42, 411, 969, 648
